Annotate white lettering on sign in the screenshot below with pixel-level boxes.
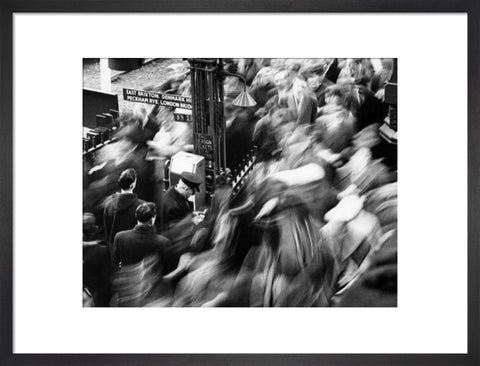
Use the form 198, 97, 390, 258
123, 88, 192, 109
125, 95, 149, 103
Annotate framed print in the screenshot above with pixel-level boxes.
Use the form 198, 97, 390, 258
1, 1, 478, 365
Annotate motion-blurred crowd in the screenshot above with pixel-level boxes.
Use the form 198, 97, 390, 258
83, 58, 397, 307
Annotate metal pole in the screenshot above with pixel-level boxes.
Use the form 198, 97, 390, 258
217, 60, 227, 172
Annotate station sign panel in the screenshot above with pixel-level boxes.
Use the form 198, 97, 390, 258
194, 133, 215, 161
123, 88, 192, 110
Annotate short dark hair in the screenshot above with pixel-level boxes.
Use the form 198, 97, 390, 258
135, 202, 157, 223
118, 168, 137, 190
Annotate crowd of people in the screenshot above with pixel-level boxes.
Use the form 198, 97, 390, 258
83, 58, 397, 307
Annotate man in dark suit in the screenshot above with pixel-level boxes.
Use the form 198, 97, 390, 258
103, 168, 145, 261
160, 172, 203, 232
272, 70, 318, 129
113, 202, 170, 267
111, 203, 172, 306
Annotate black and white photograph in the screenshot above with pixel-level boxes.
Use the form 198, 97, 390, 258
6, 7, 472, 361
83, 58, 398, 307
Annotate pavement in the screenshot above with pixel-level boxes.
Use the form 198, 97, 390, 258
83, 58, 183, 114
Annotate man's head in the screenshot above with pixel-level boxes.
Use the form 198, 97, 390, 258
274, 70, 293, 91
83, 212, 99, 239
307, 74, 323, 91
324, 85, 345, 106
135, 202, 157, 225
176, 172, 202, 198
118, 168, 137, 191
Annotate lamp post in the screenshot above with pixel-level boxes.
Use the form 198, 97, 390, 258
187, 58, 256, 197
222, 70, 257, 108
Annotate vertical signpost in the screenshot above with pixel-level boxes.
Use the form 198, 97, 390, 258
188, 59, 227, 198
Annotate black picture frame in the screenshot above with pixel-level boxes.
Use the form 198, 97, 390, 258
1, 1, 478, 365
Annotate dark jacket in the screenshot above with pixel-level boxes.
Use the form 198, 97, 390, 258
113, 224, 170, 267
103, 193, 145, 258
314, 108, 356, 161
295, 91, 318, 127
83, 240, 113, 307
160, 187, 191, 231
334, 231, 397, 307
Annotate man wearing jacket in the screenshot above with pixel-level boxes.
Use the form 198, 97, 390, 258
113, 202, 170, 267
160, 172, 203, 232
103, 168, 145, 261
111, 202, 171, 306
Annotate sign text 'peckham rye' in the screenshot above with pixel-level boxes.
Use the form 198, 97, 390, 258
123, 88, 192, 110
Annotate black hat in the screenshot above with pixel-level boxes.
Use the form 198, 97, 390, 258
180, 172, 202, 193
135, 202, 157, 223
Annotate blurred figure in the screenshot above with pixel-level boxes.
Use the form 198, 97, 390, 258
103, 168, 145, 263
333, 229, 397, 307
370, 58, 393, 94
110, 254, 164, 307
300, 58, 328, 77
354, 83, 387, 132
83, 212, 113, 307
84, 112, 156, 217
335, 147, 394, 196
272, 70, 317, 128
363, 182, 397, 233
306, 73, 333, 109
200, 169, 337, 307
322, 194, 383, 292
323, 58, 341, 84
249, 109, 286, 195
223, 72, 259, 176
169, 179, 241, 307
337, 59, 358, 84
156, 62, 190, 94
249, 66, 277, 108
314, 85, 358, 166
237, 58, 260, 86
249, 177, 337, 306
188, 174, 234, 254
131, 86, 163, 141
293, 82, 318, 129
